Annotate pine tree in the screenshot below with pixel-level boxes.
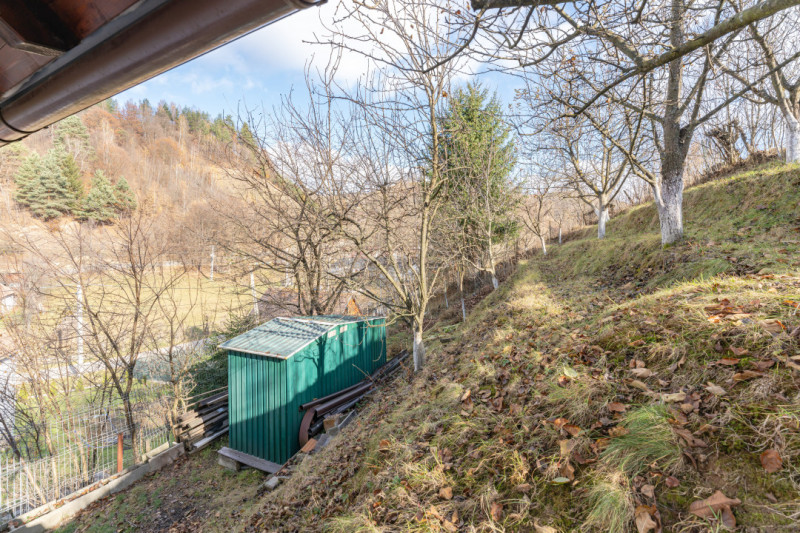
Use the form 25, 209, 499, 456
14, 153, 43, 208
53, 115, 91, 155
82, 170, 117, 223
29, 151, 77, 220
113, 177, 137, 213
52, 146, 84, 213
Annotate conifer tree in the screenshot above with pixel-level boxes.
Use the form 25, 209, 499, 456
440, 83, 518, 289
113, 177, 137, 213
52, 147, 84, 212
13, 153, 43, 209
29, 151, 77, 220
82, 170, 117, 223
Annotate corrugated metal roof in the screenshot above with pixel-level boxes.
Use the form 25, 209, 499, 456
220, 315, 376, 359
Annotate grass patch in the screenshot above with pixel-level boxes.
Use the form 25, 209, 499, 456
601, 405, 682, 476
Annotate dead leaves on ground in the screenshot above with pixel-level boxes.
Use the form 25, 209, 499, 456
759, 449, 783, 473
689, 490, 741, 528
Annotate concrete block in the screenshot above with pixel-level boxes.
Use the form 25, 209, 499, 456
217, 454, 241, 472
263, 476, 281, 491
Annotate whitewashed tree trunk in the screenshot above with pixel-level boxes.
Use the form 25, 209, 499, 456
653, 171, 684, 245
597, 196, 609, 240
444, 288, 449, 309
539, 234, 547, 256
558, 226, 562, 245
787, 114, 800, 163
413, 328, 425, 372
458, 274, 466, 322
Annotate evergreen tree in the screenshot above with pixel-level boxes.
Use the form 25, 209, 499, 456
52, 147, 84, 212
440, 83, 518, 289
53, 115, 91, 156
13, 153, 43, 208
82, 170, 117, 223
29, 151, 78, 220
113, 177, 137, 213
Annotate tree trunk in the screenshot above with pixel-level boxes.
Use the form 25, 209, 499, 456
787, 114, 800, 163
487, 244, 499, 290
444, 288, 449, 309
653, 168, 684, 245
412, 327, 425, 372
558, 225, 562, 245
597, 197, 609, 239
458, 273, 466, 322
539, 234, 547, 256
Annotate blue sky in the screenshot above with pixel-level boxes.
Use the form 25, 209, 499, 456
117, 2, 522, 118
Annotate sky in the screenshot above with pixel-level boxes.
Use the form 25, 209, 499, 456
116, 2, 522, 119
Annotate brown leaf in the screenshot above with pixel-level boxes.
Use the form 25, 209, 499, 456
705, 382, 727, 396
640, 484, 655, 499
552, 417, 570, 429
608, 426, 629, 438
515, 483, 532, 493
634, 505, 657, 533
439, 486, 453, 500
760, 449, 783, 473
558, 459, 575, 481
716, 358, 740, 366
607, 402, 627, 413
533, 521, 558, 533
752, 359, 775, 371
661, 392, 687, 403
563, 424, 582, 437
733, 370, 763, 382
460, 389, 471, 402
729, 347, 749, 357
689, 490, 742, 519
631, 367, 655, 378
719, 505, 737, 529
665, 476, 680, 488
761, 319, 786, 335
490, 501, 503, 522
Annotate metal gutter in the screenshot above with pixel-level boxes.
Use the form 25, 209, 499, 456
0, 0, 324, 144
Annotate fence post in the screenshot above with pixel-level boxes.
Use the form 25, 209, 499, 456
117, 433, 123, 473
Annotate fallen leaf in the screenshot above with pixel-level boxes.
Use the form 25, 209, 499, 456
760, 449, 783, 473
558, 459, 575, 481
490, 501, 503, 521
733, 370, 763, 382
716, 358, 740, 366
533, 521, 558, 533
515, 483, 532, 493
439, 486, 453, 500
640, 484, 655, 498
631, 368, 655, 378
752, 359, 775, 371
761, 319, 786, 335
607, 402, 627, 413
661, 392, 687, 403
689, 490, 742, 519
665, 476, 680, 488
705, 382, 727, 396
634, 505, 657, 533
609, 426, 629, 437
729, 347, 749, 357
379, 439, 391, 451
630, 379, 652, 392
460, 389, 471, 402
563, 424, 582, 437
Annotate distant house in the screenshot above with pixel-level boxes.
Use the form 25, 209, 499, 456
0, 285, 15, 314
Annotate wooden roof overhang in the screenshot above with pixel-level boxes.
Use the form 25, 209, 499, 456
0, 0, 322, 146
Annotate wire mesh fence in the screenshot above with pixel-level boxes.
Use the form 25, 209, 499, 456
0, 386, 173, 519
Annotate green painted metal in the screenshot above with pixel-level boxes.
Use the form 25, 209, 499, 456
226, 315, 386, 464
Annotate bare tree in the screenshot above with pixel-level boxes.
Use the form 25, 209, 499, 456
213, 61, 361, 318
325, 0, 470, 371
520, 171, 555, 255
720, 7, 800, 161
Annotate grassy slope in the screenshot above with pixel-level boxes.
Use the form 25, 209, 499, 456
62, 162, 800, 532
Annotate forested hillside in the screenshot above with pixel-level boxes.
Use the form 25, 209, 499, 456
0, 100, 240, 267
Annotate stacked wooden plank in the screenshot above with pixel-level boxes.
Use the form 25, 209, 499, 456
174, 389, 229, 450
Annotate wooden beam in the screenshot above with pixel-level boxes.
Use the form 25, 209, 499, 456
217, 447, 282, 474
0, 0, 78, 56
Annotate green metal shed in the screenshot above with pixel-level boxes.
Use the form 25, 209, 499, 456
220, 315, 386, 464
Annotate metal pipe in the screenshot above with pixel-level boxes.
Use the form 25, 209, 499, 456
0, 0, 323, 144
